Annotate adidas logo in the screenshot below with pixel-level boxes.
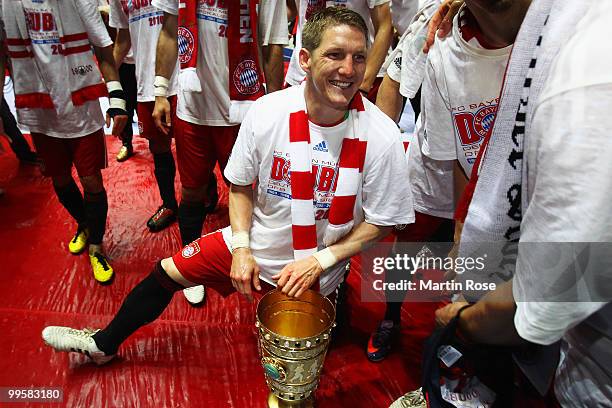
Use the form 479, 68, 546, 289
313, 141, 328, 152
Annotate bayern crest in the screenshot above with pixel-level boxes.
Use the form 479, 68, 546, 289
233, 60, 261, 95
177, 26, 195, 64
181, 241, 200, 258
473, 105, 497, 138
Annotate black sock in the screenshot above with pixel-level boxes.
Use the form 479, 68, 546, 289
54, 181, 85, 226
84, 190, 108, 245
178, 201, 206, 246
92, 262, 184, 355
153, 152, 178, 210
383, 302, 402, 326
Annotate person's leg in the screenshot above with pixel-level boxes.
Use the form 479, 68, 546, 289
174, 119, 216, 246
73, 130, 113, 283
31, 133, 89, 253
138, 99, 178, 231
116, 63, 137, 162
1, 99, 38, 163
367, 212, 453, 362
42, 230, 243, 363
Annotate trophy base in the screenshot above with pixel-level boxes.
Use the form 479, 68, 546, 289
267, 393, 314, 408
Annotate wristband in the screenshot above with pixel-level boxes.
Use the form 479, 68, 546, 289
231, 231, 250, 251
154, 75, 170, 97
312, 247, 337, 271
106, 80, 126, 112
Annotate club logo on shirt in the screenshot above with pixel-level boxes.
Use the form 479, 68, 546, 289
181, 241, 200, 258
233, 60, 260, 95
453, 104, 497, 145
177, 26, 195, 64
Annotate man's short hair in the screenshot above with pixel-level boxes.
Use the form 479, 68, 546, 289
301, 7, 368, 52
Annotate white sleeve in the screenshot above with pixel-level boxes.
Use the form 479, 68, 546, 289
368, 0, 391, 8
75, 0, 113, 48
384, 45, 402, 82
420, 53, 456, 161
108, 0, 128, 29
362, 118, 415, 226
152, 0, 178, 16
224, 104, 260, 186
513, 85, 612, 345
258, 0, 288, 46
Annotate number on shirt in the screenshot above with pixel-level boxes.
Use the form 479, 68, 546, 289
51, 44, 63, 55
149, 15, 163, 26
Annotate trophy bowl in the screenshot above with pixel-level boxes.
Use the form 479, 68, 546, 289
256, 289, 336, 407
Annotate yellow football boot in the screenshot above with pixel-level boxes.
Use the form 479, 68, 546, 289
89, 252, 114, 283
68, 227, 89, 254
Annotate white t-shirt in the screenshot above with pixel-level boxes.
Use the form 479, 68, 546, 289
420, 9, 511, 177
223, 85, 414, 296
109, 0, 178, 102
14, 0, 112, 138
152, 0, 288, 126
513, 2, 612, 406
390, 0, 418, 35
285, 0, 389, 87
386, 0, 452, 219
407, 116, 454, 218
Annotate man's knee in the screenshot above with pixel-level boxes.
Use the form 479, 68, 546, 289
159, 257, 195, 289
52, 174, 74, 189
80, 172, 104, 193
181, 185, 207, 203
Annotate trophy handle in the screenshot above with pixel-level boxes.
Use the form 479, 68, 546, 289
262, 357, 287, 383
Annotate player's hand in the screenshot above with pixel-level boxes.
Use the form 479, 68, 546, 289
423, 0, 464, 53
153, 96, 171, 135
230, 247, 261, 302
272, 256, 323, 298
106, 112, 128, 137
435, 301, 469, 327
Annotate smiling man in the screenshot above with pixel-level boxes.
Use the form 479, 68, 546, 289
41, 7, 414, 365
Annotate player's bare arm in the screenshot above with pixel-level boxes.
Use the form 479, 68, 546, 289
95, 45, 129, 136
361, 2, 393, 93
113, 28, 132, 69
262, 44, 285, 93
273, 222, 392, 298
375, 74, 403, 122
153, 12, 178, 134
228, 183, 261, 301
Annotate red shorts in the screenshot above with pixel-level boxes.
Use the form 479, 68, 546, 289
171, 230, 336, 302
31, 129, 107, 178
136, 96, 176, 150
174, 118, 239, 188
393, 211, 452, 242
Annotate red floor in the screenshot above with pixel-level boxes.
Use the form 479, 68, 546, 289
0, 135, 437, 408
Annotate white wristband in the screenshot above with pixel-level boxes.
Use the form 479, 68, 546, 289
106, 81, 127, 110
154, 75, 169, 97
312, 248, 337, 271
231, 231, 250, 251
106, 80, 123, 93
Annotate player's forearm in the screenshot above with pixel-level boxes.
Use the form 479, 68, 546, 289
156, 12, 178, 79
95, 44, 120, 82
362, 5, 393, 90
262, 44, 284, 93
326, 222, 392, 264
113, 28, 132, 69
229, 183, 255, 235
459, 280, 524, 345
376, 74, 403, 122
